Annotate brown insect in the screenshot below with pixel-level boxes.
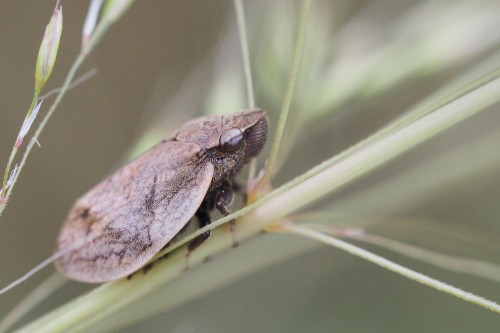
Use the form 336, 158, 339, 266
56, 109, 268, 283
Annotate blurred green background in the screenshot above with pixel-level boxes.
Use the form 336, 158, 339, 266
1, 0, 500, 332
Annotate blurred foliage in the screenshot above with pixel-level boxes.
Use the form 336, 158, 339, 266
1, 0, 500, 332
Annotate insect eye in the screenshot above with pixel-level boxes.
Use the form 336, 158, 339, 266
219, 128, 244, 152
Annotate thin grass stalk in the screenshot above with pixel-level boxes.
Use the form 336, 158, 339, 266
280, 223, 500, 313
260, 0, 311, 186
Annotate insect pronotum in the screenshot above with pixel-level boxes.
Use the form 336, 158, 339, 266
56, 109, 268, 283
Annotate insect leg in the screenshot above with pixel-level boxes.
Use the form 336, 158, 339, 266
215, 182, 240, 247
215, 182, 235, 216
187, 198, 213, 252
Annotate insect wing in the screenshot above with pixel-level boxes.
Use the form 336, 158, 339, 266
56, 140, 214, 283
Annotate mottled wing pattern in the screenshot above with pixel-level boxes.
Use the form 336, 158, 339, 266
56, 140, 213, 282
